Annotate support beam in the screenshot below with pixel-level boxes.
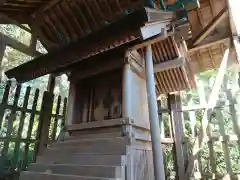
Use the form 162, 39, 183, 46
154, 57, 185, 73
193, 7, 228, 46
145, 45, 166, 180
0, 32, 42, 57
0, 13, 32, 33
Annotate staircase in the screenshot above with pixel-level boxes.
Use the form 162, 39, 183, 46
20, 132, 128, 180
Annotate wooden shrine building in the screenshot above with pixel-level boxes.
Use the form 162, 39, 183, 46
0, 0, 239, 180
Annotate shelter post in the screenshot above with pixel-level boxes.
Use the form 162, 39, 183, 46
145, 45, 166, 180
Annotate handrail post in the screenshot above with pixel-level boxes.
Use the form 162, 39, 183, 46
34, 91, 53, 160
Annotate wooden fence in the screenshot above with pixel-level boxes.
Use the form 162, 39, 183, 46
157, 70, 240, 180
159, 92, 240, 179
0, 80, 67, 172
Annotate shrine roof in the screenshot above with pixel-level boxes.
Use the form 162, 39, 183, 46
5, 6, 176, 83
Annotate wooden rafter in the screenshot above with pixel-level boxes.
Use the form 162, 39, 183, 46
30, 22, 58, 50
193, 7, 228, 46
31, 0, 61, 20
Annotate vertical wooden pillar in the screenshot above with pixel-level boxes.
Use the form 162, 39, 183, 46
122, 62, 131, 118
145, 45, 166, 180
0, 36, 6, 82
35, 91, 53, 158
168, 93, 185, 180
66, 80, 77, 126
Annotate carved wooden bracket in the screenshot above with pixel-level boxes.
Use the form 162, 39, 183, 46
124, 49, 145, 78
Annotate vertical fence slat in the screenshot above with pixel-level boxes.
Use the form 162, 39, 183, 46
189, 110, 196, 137
51, 96, 61, 141
0, 81, 11, 130
1, 84, 21, 157
216, 109, 233, 175
0, 81, 68, 171
12, 86, 31, 168
163, 146, 168, 180
223, 76, 240, 147
206, 110, 217, 179
57, 97, 68, 142
23, 89, 39, 168
188, 109, 203, 176
62, 97, 67, 123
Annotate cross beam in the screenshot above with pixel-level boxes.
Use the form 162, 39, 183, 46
154, 57, 185, 73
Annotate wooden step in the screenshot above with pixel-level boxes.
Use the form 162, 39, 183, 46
20, 171, 116, 180
52, 137, 129, 148
44, 137, 128, 155
28, 164, 123, 178
37, 154, 126, 166
44, 145, 127, 155
64, 132, 123, 141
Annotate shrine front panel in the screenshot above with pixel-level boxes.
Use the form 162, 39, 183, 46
76, 69, 122, 123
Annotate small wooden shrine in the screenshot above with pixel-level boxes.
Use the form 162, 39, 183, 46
0, 0, 239, 180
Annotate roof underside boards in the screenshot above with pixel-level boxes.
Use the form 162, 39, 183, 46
0, 0, 146, 49
186, 0, 234, 73
138, 37, 196, 94
187, 0, 229, 42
